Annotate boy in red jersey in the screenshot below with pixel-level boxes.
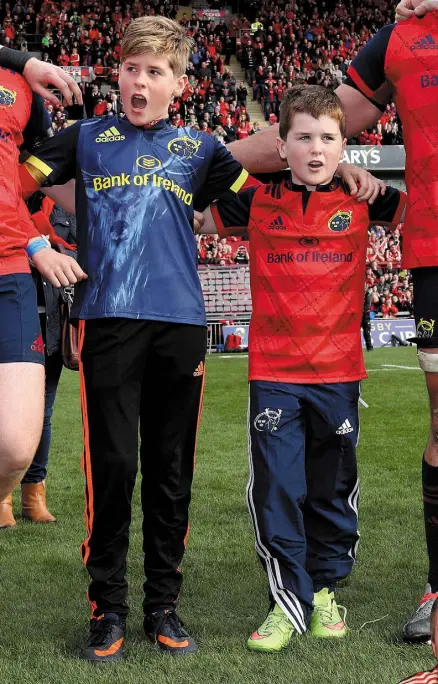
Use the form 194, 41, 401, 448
226, 1, 438, 645
201, 86, 405, 652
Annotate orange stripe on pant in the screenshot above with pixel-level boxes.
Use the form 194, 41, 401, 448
78, 320, 94, 568
183, 366, 206, 548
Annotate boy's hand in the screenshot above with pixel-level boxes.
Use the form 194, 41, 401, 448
395, 0, 438, 21
23, 58, 83, 107
194, 210, 205, 233
32, 247, 87, 288
337, 163, 386, 204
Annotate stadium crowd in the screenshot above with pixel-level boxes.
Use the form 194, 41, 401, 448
0, 0, 403, 141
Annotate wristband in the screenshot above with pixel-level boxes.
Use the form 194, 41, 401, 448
26, 237, 50, 259
0, 46, 32, 74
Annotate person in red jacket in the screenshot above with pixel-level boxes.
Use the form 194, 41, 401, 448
0, 46, 84, 514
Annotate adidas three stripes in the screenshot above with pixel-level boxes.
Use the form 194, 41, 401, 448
247, 380, 360, 630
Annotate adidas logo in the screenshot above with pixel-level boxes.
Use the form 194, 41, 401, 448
411, 34, 438, 50
95, 126, 125, 143
31, 334, 45, 354
267, 216, 286, 231
193, 361, 204, 377
336, 419, 354, 435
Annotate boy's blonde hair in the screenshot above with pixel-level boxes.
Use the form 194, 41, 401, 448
279, 85, 346, 140
121, 16, 193, 77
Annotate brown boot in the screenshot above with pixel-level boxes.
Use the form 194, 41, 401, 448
21, 481, 56, 523
0, 494, 16, 529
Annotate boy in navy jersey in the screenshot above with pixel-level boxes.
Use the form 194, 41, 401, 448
201, 86, 405, 652
19, 16, 251, 661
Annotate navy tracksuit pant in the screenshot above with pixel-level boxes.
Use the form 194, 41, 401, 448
247, 380, 360, 633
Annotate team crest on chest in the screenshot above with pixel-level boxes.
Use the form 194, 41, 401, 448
167, 136, 201, 159
0, 85, 16, 107
328, 210, 353, 232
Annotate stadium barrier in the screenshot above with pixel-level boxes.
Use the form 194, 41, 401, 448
200, 267, 415, 352
199, 265, 252, 318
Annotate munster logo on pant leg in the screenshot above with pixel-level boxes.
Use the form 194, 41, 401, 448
254, 408, 282, 432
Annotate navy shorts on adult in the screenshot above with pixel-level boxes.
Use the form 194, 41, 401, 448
247, 380, 360, 633
0, 273, 44, 365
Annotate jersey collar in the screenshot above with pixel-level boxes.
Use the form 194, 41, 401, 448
121, 116, 170, 132
285, 176, 340, 193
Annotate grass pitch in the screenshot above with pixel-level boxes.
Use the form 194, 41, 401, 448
0, 347, 434, 684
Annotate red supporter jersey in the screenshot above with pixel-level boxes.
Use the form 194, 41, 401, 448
0, 68, 36, 275
211, 179, 404, 384
346, 13, 438, 269
399, 665, 438, 683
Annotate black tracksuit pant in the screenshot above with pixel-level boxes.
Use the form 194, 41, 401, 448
78, 318, 207, 618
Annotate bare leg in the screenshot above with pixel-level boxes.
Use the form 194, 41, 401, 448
0, 363, 44, 501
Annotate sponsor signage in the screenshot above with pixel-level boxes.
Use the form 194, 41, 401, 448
367, 318, 416, 347
341, 145, 406, 171
196, 8, 229, 18
221, 319, 416, 352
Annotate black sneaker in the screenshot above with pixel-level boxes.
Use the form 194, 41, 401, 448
81, 612, 126, 662
402, 584, 438, 643
144, 609, 198, 654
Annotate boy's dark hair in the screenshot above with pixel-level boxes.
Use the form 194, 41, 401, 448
279, 85, 346, 141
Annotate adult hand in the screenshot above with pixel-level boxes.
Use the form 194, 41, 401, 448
395, 0, 438, 21
32, 246, 87, 288
23, 58, 83, 107
337, 163, 386, 203
194, 210, 205, 233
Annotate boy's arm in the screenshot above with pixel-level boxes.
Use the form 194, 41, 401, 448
19, 197, 86, 287
396, 0, 438, 21
42, 180, 76, 215
19, 121, 81, 198
0, 46, 82, 106
339, 23, 395, 137
195, 137, 256, 210
21, 93, 53, 152
196, 206, 218, 235
368, 187, 407, 226
207, 188, 257, 239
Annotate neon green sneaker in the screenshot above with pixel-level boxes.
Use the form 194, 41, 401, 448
311, 588, 348, 638
247, 603, 295, 652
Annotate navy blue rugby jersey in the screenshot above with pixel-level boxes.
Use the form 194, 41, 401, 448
24, 116, 248, 324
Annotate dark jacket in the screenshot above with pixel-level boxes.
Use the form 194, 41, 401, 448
28, 194, 77, 356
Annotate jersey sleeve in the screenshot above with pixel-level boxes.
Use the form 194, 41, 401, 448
21, 94, 52, 151
368, 187, 406, 225
345, 23, 395, 107
23, 121, 81, 187
196, 137, 249, 210
19, 197, 40, 241
210, 186, 257, 238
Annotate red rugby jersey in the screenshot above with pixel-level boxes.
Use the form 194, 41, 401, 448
0, 67, 41, 275
211, 179, 405, 384
398, 664, 438, 683
346, 13, 438, 269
